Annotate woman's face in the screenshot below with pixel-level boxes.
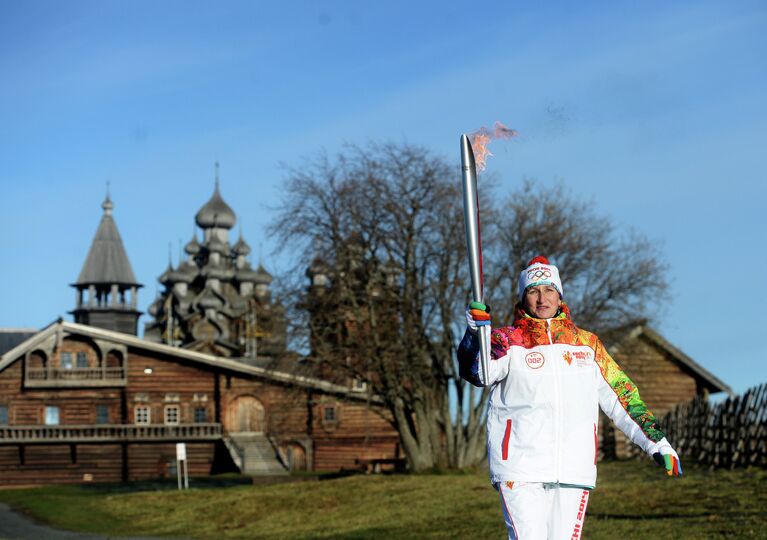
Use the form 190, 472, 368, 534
523, 285, 561, 319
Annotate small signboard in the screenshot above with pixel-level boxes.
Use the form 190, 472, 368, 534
176, 442, 189, 489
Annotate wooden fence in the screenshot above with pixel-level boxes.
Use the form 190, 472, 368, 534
658, 383, 767, 469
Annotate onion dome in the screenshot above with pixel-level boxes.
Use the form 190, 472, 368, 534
159, 262, 189, 285
177, 259, 198, 279
235, 267, 259, 283
306, 256, 328, 277
236, 262, 272, 284
184, 233, 201, 256
253, 264, 273, 285
306, 256, 330, 286
195, 177, 236, 229
159, 262, 175, 285
233, 235, 251, 256
169, 263, 194, 284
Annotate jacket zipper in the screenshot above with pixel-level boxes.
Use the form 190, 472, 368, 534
545, 317, 553, 344
547, 318, 562, 482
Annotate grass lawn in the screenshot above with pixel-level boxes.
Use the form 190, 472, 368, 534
0, 461, 764, 539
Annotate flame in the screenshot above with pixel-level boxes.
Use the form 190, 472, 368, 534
470, 121, 519, 171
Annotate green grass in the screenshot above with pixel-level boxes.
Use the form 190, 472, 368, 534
0, 462, 764, 539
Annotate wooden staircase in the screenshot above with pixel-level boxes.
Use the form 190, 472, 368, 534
225, 432, 288, 475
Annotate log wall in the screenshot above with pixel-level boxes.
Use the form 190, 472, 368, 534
606, 334, 699, 458
0, 335, 401, 485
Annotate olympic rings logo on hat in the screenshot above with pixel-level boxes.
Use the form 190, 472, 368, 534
527, 269, 552, 280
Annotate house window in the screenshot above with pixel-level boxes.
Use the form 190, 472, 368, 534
194, 407, 207, 423
323, 406, 337, 422
96, 405, 109, 424
0, 406, 8, 424
45, 406, 60, 425
164, 405, 180, 425
166, 458, 177, 477
76, 352, 88, 368
135, 406, 150, 424
60, 353, 73, 369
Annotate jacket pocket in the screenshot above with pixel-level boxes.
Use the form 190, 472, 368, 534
593, 423, 598, 465
502, 419, 512, 460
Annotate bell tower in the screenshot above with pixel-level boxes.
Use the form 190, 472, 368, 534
70, 193, 143, 334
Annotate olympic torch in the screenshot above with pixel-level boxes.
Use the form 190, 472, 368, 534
461, 134, 491, 385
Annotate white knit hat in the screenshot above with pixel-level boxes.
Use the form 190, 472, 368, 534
518, 256, 563, 298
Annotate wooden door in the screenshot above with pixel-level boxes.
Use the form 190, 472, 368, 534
287, 443, 307, 471
226, 396, 265, 433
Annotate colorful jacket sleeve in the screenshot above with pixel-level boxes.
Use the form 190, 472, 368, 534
592, 336, 668, 456
457, 329, 482, 387
457, 327, 513, 387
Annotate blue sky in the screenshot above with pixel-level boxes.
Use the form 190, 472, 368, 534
1, 1, 765, 395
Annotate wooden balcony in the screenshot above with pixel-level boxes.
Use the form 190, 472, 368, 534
24, 367, 127, 388
0, 423, 222, 444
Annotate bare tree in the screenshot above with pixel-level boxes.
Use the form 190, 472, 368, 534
486, 180, 669, 332
270, 144, 668, 471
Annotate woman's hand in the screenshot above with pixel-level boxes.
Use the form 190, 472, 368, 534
466, 301, 491, 334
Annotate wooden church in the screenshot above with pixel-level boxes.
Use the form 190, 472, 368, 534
0, 181, 400, 486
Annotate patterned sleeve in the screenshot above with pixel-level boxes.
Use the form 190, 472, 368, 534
457, 327, 514, 387
592, 336, 667, 454
457, 328, 482, 387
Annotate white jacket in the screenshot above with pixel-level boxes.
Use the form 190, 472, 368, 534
458, 305, 671, 488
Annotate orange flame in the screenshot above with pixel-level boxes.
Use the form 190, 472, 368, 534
470, 121, 519, 171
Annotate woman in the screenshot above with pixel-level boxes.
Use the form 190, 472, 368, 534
458, 256, 681, 540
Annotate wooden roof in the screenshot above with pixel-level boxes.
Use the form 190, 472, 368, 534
74, 196, 140, 287
0, 320, 373, 402
609, 324, 733, 397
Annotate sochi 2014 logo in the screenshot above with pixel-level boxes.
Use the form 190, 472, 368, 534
525, 352, 545, 369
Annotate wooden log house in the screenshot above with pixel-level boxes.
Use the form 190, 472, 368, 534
600, 325, 732, 458
0, 320, 399, 485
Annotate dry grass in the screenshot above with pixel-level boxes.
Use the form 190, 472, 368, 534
0, 461, 764, 539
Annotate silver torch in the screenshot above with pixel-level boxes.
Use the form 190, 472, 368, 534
460, 134, 491, 385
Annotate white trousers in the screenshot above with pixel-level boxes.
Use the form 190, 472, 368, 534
497, 481, 590, 540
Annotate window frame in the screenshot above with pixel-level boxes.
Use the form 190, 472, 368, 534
134, 405, 151, 425
194, 407, 207, 423
96, 405, 109, 424
164, 405, 180, 425
60, 352, 73, 369
44, 405, 60, 425
76, 351, 89, 368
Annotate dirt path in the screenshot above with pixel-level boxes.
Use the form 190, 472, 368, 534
0, 503, 184, 540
